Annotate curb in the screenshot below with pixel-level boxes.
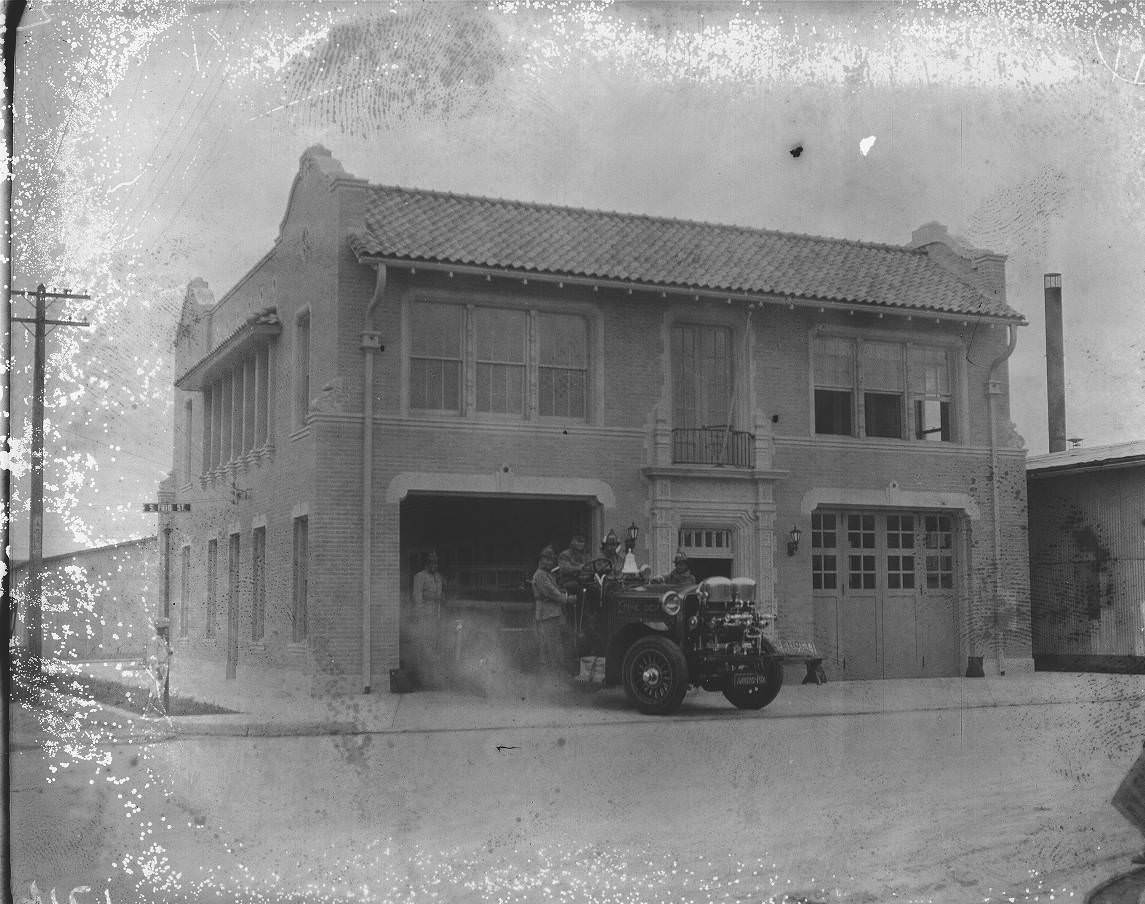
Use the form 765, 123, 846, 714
168, 718, 359, 737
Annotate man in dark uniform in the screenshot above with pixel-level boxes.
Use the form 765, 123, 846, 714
650, 550, 697, 587
598, 529, 624, 577
557, 534, 590, 592
532, 545, 571, 671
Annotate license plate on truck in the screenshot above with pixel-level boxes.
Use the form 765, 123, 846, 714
732, 672, 767, 687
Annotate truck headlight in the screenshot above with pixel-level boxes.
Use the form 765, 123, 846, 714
660, 591, 682, 617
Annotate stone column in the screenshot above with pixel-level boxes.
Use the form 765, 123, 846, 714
649, 496, 675, 575
652, 411, 672, 466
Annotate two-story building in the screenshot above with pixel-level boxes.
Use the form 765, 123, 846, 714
161, 145, 1030, 694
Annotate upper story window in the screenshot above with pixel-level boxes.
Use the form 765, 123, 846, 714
475, 307, 526, 414
293, 310, 311, 429
813, 335, 955, 442
538, 312, 588, 418
410, 302, 463, 412
813, 337, 854, 436
672, 323, 733, 428
911, 346, 952, 441
408, 301, 589, 421
861, 341, 904, 439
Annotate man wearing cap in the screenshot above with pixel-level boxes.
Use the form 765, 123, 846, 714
532, 545, 572, 671
557, 533, 590, 592
597, 529, 624, 578
650, 551, 697, 588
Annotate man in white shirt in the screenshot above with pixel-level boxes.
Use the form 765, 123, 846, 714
412, 551, 445, 620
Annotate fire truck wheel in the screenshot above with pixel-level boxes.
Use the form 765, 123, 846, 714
621, 635, 689, 715
722, 640, 784, 710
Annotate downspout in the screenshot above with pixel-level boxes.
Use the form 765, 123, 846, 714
360, 265, 386, 693
984, 322, 1019, 676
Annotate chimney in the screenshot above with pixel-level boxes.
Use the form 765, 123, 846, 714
1044, 273, 1066, 453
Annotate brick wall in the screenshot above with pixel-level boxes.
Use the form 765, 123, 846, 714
11, 537, 159, 660
163, 155, 1030, 691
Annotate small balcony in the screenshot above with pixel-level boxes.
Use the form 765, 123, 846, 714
672, 425, 756, 468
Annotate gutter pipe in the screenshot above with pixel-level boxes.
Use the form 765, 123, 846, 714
983, 322, 1019, 676
360, 266, 386, 693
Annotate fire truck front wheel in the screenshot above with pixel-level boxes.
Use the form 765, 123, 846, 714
621, 635, 689, 715
722, 640, 784, 710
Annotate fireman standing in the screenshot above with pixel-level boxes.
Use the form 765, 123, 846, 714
532, 545, 572, 671
557, 534, 590, 592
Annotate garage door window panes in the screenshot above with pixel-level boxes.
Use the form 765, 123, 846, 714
847, 514, 876, 589
811, 512, 838, 590
885, 515, 915, 589
924, 515, 954, 588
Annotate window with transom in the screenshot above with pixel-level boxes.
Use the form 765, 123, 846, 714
408, 302, 589, 421
813, 335, 957, 442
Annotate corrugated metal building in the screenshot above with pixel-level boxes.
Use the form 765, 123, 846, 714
1027, 441, 1145, 672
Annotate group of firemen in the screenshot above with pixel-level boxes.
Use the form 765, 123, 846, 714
530, 531, 696, 671
404, 529, 698, 679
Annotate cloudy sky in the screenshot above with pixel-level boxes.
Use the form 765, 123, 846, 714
10, 0, 1145, 557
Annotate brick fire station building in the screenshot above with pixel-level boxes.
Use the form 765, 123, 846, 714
161, 145, 1030, 693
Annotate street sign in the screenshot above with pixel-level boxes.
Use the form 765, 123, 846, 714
143, 503, 192, 513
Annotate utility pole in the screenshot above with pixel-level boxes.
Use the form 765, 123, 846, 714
13, 284, 90, 665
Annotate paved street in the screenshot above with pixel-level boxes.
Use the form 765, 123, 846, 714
10, 673, 1145, 904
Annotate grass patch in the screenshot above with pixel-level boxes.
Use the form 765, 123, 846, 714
80, 674, 238, 716
10, 649, 237, 716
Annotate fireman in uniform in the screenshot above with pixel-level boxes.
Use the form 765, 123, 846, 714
597, 529, 624, 577
650, 550, 697, 587
557, 533, 590, 592
532, 545, 572, 671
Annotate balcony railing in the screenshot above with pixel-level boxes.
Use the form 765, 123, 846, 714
672, 425, 755, 468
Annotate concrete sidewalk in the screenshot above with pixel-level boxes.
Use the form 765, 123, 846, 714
54, 657, 1145, 739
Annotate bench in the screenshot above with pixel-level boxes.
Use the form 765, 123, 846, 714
774, 639, 827, 685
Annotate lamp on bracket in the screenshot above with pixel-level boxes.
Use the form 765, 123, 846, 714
786, 524, 803, 557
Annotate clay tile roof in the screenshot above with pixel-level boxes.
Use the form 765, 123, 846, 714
348, 185, 1024, 321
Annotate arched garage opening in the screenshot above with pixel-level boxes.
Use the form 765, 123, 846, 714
400, 493, 595, 605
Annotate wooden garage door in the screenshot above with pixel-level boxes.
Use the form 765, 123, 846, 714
811, 510, 959, 679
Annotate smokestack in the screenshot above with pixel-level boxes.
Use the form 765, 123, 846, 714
1044, 273, 1066, 453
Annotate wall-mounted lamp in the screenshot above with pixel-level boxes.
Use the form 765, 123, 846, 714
626, 522, 640, 552
786, 524, 803, 557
